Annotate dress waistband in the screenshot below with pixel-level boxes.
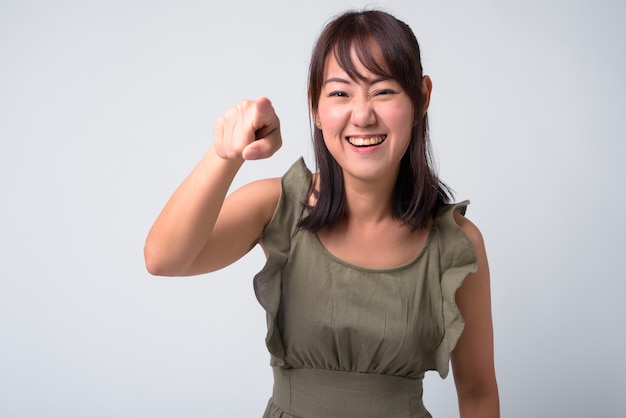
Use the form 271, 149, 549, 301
270, 367, 430, 417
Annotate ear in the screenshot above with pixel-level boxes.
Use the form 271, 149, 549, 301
421, 75, 433, 116
312, 110, 322, 130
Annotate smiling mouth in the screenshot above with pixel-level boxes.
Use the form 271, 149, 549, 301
346, 135, 387, 147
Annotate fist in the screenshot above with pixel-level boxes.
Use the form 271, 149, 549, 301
212, 97, 282, 160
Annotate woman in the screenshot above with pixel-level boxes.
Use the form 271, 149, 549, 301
145, 9, 499, 418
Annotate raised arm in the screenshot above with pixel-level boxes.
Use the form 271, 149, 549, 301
451, 212, 500, 418
144, 97, 282, 276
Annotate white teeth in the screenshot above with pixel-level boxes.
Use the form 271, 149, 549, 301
347, 135, 386, 147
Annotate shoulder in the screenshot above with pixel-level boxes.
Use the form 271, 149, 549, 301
220, 178, 282, 242
236, 176, 281, 194
434, 201, 485, 254
281, 157, 313, 192
230, 158, 313, 231
452, 209, 485, 253
228, 177, 282, 223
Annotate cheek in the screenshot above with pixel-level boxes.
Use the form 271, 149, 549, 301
391, 99, 414, 122
387, 103, 415, 135
318, 109, 334, 127
317, 104, 348, 132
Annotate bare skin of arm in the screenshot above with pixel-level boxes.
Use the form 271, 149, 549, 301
144, 97, 282, 276
452, 212, 500, 418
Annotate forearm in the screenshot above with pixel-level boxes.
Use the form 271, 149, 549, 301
144, 146, 243, 276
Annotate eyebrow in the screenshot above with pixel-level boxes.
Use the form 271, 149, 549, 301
323, 76, 391, 86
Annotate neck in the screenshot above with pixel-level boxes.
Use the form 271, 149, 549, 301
341, 171, 397, 225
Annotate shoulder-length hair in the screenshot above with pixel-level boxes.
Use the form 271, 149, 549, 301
299, 9, 452, 232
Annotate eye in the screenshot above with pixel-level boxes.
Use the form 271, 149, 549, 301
328, 90, 348, 97
374, 89, 397, 96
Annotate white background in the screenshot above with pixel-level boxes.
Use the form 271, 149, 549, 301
1, 0, 624, 416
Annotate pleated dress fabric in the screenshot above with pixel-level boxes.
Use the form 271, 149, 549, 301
253, 158, 478, 418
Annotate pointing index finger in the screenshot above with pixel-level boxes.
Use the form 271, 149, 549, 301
252, 97, 278, 137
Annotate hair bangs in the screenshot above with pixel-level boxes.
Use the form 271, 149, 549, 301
332, 31, 392, 82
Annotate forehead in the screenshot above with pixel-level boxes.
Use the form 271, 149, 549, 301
323, 39, 390, 81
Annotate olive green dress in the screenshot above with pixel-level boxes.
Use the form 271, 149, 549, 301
254, 158, 477, 418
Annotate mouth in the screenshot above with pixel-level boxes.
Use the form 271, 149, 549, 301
346, 135, 387, 147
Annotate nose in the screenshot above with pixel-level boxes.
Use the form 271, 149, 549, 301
350, 97, 376, 127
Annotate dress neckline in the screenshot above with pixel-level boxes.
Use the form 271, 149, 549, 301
307, 224, 436, 273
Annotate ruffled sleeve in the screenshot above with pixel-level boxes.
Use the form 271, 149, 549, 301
253, 158, 311, 366
432, 201, 478, 378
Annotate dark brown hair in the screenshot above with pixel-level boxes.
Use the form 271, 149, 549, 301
299, 9, 452, 231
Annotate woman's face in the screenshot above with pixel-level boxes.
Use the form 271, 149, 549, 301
316, 46, 415, 185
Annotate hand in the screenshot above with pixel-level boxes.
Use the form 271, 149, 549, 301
212, 96, 282, 160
